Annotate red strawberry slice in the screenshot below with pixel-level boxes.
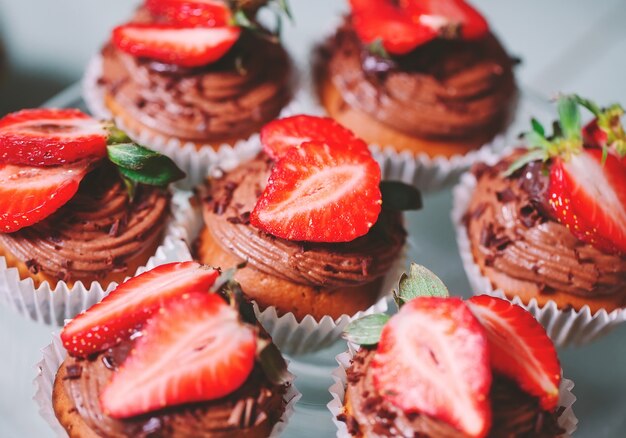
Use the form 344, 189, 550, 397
61, 262, 219, 357
349, 0, 438, 55
250, 141, 382, 242
145, 0, 231, 27
371, 297, 492, 438
112, 24, 240, 67
0, 161, 91, 233
399, 0, 489, 40
0, 109, 107, 166
260, 115, 369, 160
549, 148, 626, 254
101, 292, 257, 418
582, 119, 607, 149
467, 295, 561, 411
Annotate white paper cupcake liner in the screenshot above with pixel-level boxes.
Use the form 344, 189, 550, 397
0, 192, 193, 327
451, 154, 626, 346
328, 344, 578, 437
83, 54, 303, 189
34, 334, 301, 438
171, 192, 408, 355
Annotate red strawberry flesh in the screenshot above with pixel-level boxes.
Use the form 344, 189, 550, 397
0, 161, 91, 233
399, 0, 488, 40
61, 262, 219, 357
0, 109, 107, 166
349, 0, 438, 55
250, 141, 382, 242
260, 115, 369, 160
145, 0, 231, 27
549, 149, 626, 254
100, 292, 257, 418
112, 24, 240, 67
467, 295, 561, 411
371, 297, 492, 438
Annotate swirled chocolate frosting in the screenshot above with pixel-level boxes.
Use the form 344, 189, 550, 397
464, 151, 626, 299
321, 19, 516, 141
198, 154, 406, 289
100, 8, 292, 143
56, 338, 287, 437
0, 163, 169, 283
339, 348, 564, 437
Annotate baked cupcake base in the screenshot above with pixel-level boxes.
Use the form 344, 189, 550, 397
320, 77, 490, 158
452, 162, 626, 346
197, 226, 384, 321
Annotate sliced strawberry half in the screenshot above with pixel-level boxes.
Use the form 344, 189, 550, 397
61, 262, 219, 357
399, 0, 489, 40
548, 148, 626, 254
260, 115, 369, 160
349, 0, 438, 55
101, 292, 257, 418
145, 0, 231, 27
0, 161, 91, 233
112, 24, 240, 67
467, 295, 561, 411
250, 141, 382, 242
0, 109, 107, 166
371, 297, 492, 437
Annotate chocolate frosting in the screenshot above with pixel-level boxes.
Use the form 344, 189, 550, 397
465, 152, 626, 298
340, 348, 564, 437
199, 154, 406, 288
0, 163, 169, 283
322, 20, 516, 141
100, 8, 292, 143
58, 339, 287, 437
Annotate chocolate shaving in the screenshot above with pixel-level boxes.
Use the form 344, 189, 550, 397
496, 188, 517, 203
25, 259, 40, 274
64, 364, 82, 380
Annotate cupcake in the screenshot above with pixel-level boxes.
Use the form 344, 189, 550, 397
331, 264, 576, 437
48, 261, 296, 437
316, 0, 516, 158
0, 108, 183, 289
458, 95, 626, 313
195, 115, 415, 322
97, 0, 293, 150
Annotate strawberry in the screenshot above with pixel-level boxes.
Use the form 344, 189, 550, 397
349, 0, 437, 55
101, 292, 257, 418
467, 295, 561, 411
0, 109, 107, 166
582, 119, 607, 149
0, 161, 91, 233
145, 0, 231, 27
112, 24, 240, 67
61, 262, 219, 357
371, 297, 492, 438
250, 141, 382, 242
260, 115, 369, 160
399, 0, 489, 40
548, 148, 626, 254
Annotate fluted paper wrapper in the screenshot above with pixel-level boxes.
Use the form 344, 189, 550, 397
83, 54, 303, 189
451, 155, 626, 346
171, 193, 408, 355
0, 194, 193, 326
327, 344, 578, 437
34, 334, 300, 438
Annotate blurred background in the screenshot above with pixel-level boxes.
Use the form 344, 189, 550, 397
1, 0, 626, 115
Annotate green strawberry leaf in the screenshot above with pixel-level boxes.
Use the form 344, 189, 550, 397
503, 148, 547, 177
343, 313, 390, 346
557, 95, 582, 140
107, 144, 160, 170
380, 181, 422, 211
531, 118, 545, 137
367, 38, 390, 59
117, 155, 185, 187
393, 263, 449, 308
